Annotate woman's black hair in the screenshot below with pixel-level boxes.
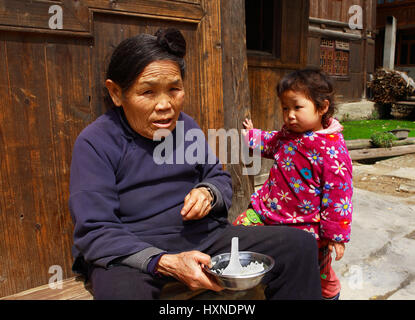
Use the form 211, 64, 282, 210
276, 68, 336, 127
104, 28, 186, 108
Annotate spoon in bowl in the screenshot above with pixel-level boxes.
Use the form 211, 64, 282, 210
221, 237, 243, 276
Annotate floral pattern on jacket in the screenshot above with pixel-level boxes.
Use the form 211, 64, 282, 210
246, 118, 353, 242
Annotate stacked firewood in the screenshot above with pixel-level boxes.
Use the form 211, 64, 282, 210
368, 68, 415, 103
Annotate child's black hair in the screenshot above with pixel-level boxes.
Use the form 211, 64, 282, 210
277, 68, 336, 127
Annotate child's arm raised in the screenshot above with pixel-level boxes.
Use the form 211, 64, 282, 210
242, 118, 281, 160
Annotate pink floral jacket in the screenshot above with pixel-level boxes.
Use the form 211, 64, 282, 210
246, 118, 353, 242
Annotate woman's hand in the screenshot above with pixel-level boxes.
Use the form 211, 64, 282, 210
180, 187, 213, 221
328, 241, 345, 261
155, 251, 223, 292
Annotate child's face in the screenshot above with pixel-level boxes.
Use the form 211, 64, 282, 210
280, 90, 328, 133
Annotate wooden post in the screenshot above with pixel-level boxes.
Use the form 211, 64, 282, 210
220, 0, 254, 221
383, 15, 397, 70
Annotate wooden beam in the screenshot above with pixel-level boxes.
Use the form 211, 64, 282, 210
0, 0, 204, 37
349, 144, 415, 160
0, 277, 93, 300
346, 138, 415, 150
220, 0, 254, 221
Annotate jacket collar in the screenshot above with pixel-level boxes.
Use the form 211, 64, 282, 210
115, 107, 139, 140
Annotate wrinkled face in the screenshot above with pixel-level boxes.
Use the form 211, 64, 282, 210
109, 60, 185, 139
280, 90, 327, 133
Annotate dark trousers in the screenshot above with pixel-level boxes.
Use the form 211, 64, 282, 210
89, 225, 322, 300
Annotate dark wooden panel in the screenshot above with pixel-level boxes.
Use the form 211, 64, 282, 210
0, 0, 224, 297
0, 33, 95, 297
0, 33, 64, 296
367, 41, 375, 74
377, 2, 415, 29
197, 0, 224, 133
0, 0, 89, 35
90, 13, 203, 129
250, 67, 293, 133
310, 0, 364, 24
248, 67, 286, 133
44, 37, 94, 281
246, 0, 308, 178
85, 0, 204, 22
220, 0, 254, 221
0, 36, 19, 296
280, 0, 309, 65
350, 41, 363, 73
307, 36, 322, 68
332, 72, 363, 102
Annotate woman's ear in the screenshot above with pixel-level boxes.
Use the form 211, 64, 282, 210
105, 79, 123, 107
319, 99, 330, 116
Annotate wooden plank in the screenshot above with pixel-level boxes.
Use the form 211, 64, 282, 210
309, 0, 319, 18
220, 0, 254, 221
0, 31, 91, 300
0, 0, 220, 298
349, 144, 415, 160
281, 0, 308, 65
1, 276, 264, 300
45, 37, 94, 279
197, 0, 224, 133
346, 138, 415, 150
0, 34, 61, 296
0, 34, 20, 297
0, 0, 89, 34
0, 0, 204, 36
85, 0, 204, 21
1, 277, 93, 300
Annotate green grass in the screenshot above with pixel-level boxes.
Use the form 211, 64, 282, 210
341, 119, 415, 140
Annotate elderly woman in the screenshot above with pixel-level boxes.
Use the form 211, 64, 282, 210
69, 28, 322, 299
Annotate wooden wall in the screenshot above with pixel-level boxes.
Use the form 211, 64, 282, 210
375, 1, 415, 70
376, 0, 415, 30
246, 0, 310, 178
0, 0, 223, 297
308, 0, 377, 102
0, 0, 366, 298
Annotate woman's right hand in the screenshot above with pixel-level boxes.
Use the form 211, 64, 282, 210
155, 251, 223, 292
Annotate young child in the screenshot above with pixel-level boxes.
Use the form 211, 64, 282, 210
233, 69, 353, 300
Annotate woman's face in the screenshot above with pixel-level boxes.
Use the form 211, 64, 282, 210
107, 60, 185, 139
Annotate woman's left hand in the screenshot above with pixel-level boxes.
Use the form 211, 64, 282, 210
181, 187, 213, 221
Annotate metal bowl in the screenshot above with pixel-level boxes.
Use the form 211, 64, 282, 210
204, 251, 275, 291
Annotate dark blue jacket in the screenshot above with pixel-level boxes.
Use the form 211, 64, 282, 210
69, 107, 232, 273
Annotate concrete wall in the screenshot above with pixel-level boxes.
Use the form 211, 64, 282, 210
335, 99, 377, 121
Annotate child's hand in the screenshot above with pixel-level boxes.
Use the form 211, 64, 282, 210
243, 118, 254, 130
242, 118, 253, 137
328, 241, 345, 261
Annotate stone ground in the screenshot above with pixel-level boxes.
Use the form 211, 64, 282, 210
332, 154, 415, 300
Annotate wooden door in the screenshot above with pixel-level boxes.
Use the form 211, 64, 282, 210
0, 0, 223, 297
245, 0, 309, 178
